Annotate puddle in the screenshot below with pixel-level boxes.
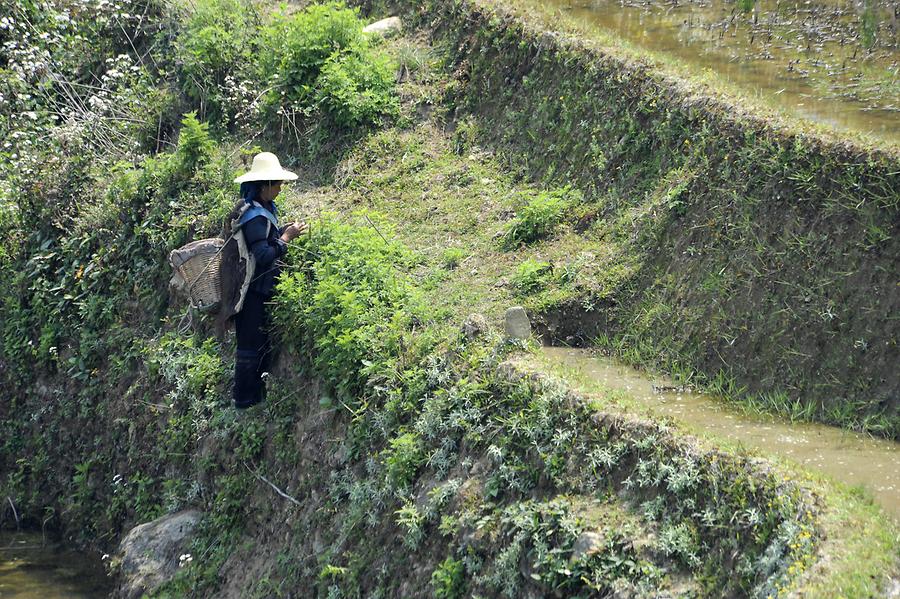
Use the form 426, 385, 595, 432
0, 530, 112, 598
529, 0, 900, 144
538, 346, 900, 520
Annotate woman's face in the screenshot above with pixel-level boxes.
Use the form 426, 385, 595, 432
260, 181, 282, 203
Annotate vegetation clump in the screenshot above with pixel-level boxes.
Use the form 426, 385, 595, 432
511, 258, 553, 293
501, 186, 579, 249
263, 3, 399, 127
431, 556, 465, 598
176, 0, 398, 137
275, 214, 421, 404
440, 246, 467, 269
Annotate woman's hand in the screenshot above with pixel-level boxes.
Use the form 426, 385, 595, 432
280, 221, 309, 243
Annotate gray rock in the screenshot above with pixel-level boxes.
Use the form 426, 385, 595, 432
504, 306, 531, 340
363, 16, 402, 36
115, 509, 203, 599
887, 578, 900, 598
571, 531, 605, 561
461, 313, 489, 341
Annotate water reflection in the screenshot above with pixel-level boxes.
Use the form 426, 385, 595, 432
531, 0, 900, 144
0, 531, 112, 598
539, 346, 900, 520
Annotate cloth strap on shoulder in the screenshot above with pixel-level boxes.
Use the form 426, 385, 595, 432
237, 201, 279, 230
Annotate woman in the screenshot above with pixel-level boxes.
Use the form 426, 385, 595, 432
232, 152, 307, 409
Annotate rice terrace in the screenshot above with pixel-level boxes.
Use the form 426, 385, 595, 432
0, 0, 898, 597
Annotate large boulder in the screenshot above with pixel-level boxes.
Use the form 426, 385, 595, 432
114, 509, 203, 599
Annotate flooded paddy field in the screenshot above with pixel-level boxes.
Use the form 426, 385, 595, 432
0, 531, 112, 598
536, 347, 900, 520
532, 0, 899, 143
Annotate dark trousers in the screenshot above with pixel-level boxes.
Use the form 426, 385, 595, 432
233, 291, 272, 409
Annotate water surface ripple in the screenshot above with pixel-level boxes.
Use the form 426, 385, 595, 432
531, 0, 900, 144
0, 531, 111, 598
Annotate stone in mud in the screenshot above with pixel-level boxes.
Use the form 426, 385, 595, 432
114, 509, 203, 599
363, 17, 402, 37
461, 312, 489, 341
504, 306, 531, 340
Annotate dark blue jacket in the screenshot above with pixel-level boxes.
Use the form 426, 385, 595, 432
242, 202, 287, 297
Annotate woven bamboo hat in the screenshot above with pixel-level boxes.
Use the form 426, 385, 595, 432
234, 152, 298, 183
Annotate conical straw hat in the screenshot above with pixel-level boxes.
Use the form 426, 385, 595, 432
234, 152, 298, 183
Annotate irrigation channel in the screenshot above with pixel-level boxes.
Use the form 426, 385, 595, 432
0, 530, 112, 598
532, 0, 900, 144
535, 347, 900, 520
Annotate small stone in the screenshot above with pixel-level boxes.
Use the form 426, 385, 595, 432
504, 306, 531, 340
571, 531, 605, 561
461, 313, 489, 341
363, 16, 402, 36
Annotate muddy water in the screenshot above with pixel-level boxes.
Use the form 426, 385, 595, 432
537, 347, 900, 519
0, 531, 112, 598
530, 0, 900, 144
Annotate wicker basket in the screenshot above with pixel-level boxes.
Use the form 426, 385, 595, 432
168, 238, 225, 311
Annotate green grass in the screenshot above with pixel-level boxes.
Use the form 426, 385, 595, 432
3, 8, 898, 597
795, 481, 900, 597
283, 121, 623, 323
272, 32, 899, 592
519, 348, 900, 597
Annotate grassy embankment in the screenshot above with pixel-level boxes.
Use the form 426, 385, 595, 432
357, 0, 900, 438
0, 0, 897, 597
278, 106, 900, 597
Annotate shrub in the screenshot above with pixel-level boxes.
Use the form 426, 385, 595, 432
176, 0, 259, 125
274, 213, 421, 402
259, 2, 398, 130
315, 50, 399, 127
170, 112, 217, 181
441, 247, 466, 269
501, 186, 580, 249
175, 0, 398, 132
511, 259, 553, 294
260, 2, 367, 98
657, 520, 701, 569
384, 432, 425, 487
431, 556, 465, 599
